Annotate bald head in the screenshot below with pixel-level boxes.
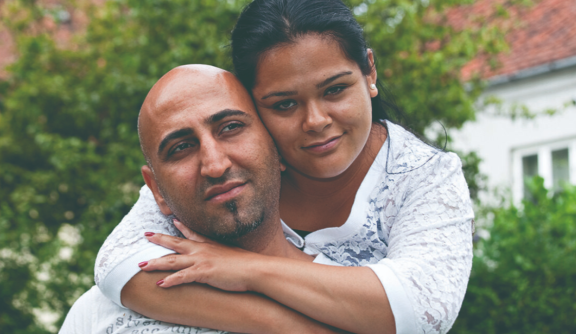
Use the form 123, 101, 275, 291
138, 65, 255, 166
137, 64, 283, 246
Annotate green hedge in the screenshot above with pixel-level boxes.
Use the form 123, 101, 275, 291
452, 178, 576, 333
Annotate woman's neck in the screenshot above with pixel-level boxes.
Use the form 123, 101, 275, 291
282, 124, 387, 198
279, 124, 387, 232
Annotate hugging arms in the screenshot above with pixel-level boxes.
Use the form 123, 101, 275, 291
90, 0, 474, 333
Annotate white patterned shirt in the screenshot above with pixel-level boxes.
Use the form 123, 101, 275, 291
95, 121, 474, 334
60, 286, 227, 334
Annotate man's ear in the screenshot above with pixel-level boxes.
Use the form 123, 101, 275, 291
367, 49, 378, 98
142, 165, 173, 216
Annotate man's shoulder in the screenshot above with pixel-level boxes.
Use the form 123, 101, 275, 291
59, 286, 107, 334
94, 184, 180, 286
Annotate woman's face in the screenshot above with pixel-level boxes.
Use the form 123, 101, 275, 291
252, 34, 378, 179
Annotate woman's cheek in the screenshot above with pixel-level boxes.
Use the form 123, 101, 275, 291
261, 117, 295, 155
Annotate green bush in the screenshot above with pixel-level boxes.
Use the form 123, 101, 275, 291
453, 178, 576, 334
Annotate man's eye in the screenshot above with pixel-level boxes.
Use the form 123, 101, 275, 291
325, 85, 346, 96
222, 122, 243, 133
173, 142, 194, 153
273, 100, 297, 111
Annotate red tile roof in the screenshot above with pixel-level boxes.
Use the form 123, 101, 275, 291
458, 0, 576, 80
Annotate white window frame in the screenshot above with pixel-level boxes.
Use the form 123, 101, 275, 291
511, 136, 576, 204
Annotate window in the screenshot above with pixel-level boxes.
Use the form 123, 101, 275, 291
512, 138, 576, 202
552, 148, 570, 191
522, 154, 538, 198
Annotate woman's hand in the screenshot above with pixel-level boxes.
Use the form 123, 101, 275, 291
139, 219, 266, 291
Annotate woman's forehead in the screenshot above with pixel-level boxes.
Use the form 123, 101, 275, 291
253, 34, 361, 92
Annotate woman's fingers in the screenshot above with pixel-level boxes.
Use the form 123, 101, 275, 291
145, 232, 196, 254
156, 268, 200, 288
139, 254, 197, 272
173, 219, 209, 242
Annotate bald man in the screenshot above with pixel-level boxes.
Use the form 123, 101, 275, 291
60, 65, 340, 334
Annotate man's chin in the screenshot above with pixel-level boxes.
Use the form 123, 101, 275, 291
209, 212, 265, 243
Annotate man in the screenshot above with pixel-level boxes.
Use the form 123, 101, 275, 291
60, 65, 339, 333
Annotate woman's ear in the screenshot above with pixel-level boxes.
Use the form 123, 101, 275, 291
367, 49, 378, 98
142, 165, 174, 216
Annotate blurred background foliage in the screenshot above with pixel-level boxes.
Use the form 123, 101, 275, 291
0, 0, 571, 332
452, 178, 576, 333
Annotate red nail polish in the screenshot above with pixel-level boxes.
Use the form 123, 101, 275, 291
138, 261, 148, 267
156, 279, 164, 286
144, 232, 155, 237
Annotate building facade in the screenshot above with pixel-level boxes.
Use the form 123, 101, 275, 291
451, 0, 576, 203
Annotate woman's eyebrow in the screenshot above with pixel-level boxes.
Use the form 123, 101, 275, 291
261, 90, 298, 100
316, 71, 353, 89
260, 71, 353, 100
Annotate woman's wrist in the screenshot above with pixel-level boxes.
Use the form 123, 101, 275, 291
243, 253, 282, 293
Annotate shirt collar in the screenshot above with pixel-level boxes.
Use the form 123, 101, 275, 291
384, 121, 440, 175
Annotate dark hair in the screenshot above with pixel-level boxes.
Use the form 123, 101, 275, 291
231, 0, 402, 125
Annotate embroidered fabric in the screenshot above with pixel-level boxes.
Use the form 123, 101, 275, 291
302, 123, 473, 334
94, 187, 182, 287
94, 122, 473, 334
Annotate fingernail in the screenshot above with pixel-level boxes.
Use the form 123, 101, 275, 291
173, 218, 181, 224
156, 279, 164, 286
144, 232, 155, 237
138, 261, 148, 268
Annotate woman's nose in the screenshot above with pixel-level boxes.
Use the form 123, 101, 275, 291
302, 101, 332, 133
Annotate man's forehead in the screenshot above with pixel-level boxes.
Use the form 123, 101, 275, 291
146, 66, 252, 117
139, 65, 256, 152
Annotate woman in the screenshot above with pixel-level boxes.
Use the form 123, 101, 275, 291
95, 0, 474, 333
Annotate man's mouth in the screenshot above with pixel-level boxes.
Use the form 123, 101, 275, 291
204, 181, 247, 202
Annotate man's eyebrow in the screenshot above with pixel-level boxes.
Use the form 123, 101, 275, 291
157, 127, 194, 157
206, 109, 250, 124
316, 71, 353, 89
261, 91, 298, 100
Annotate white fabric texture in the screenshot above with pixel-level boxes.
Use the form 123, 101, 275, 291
59, 286, 226, 334
95, 121, 474, 334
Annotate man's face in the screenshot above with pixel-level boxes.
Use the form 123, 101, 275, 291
140, 66, 282, 242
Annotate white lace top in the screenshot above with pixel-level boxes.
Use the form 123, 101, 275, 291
95, 121, 474, 334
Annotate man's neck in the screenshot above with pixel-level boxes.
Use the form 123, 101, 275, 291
234, 213, 313, 262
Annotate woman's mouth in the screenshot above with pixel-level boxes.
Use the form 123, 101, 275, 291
302, 134, 343, 154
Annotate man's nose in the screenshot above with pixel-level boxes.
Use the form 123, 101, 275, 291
302, 101, 332, 133
199, 140, 232, 179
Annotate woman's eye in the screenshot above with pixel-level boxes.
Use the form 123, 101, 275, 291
222, 122, 243, 133
273, 100, 297, 111
325, 85, 346, 96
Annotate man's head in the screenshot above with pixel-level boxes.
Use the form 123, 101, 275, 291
139, 65, 283, 244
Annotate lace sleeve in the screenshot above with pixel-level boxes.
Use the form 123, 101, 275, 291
369, 152, 474, 334
94, 185, 181, 305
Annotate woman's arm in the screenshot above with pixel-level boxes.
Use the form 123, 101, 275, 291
95, 185, 341, 333
142, 231, 396, 334
141, 153, 474, 334
242, 258, 396, 334
252, 152, 474, 334
122, 270, 340, 334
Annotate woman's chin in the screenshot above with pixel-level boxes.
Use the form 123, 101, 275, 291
291, 162, 354, 180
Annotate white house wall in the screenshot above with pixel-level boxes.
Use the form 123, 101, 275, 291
451, 66, 576, 202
